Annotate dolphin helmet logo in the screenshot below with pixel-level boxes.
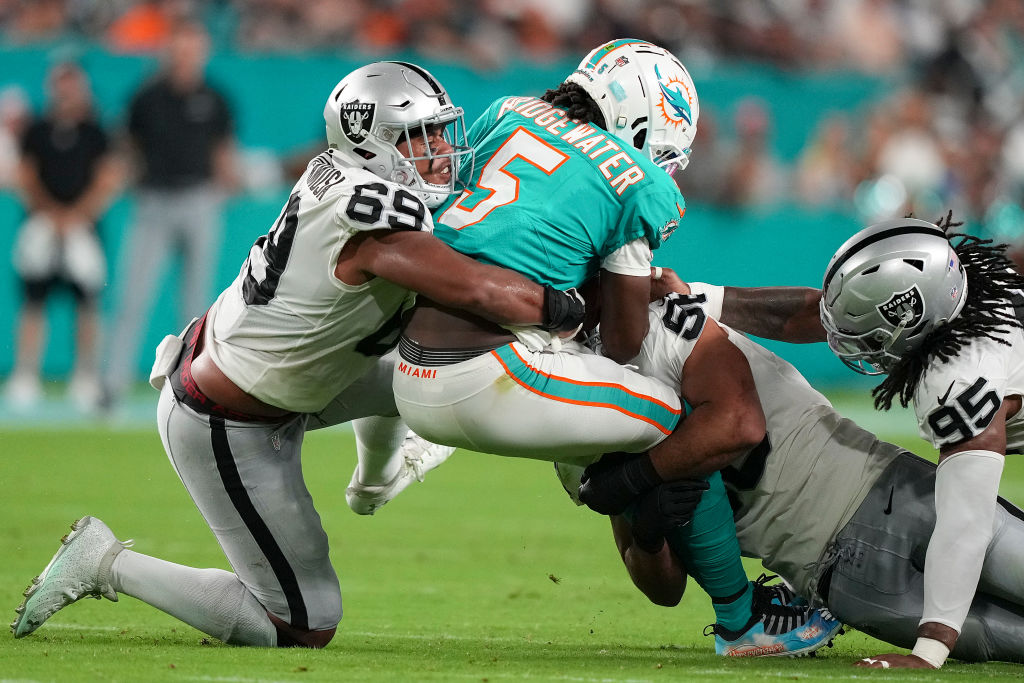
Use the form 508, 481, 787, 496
654, 65, 693, 126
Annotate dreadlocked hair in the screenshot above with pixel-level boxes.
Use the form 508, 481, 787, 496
540, 82, 606, 130
873, 210, 1024, 410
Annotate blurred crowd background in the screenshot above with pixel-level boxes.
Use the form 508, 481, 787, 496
0, 0, 1023, 414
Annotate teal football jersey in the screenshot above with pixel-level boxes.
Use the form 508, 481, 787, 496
434, 96, 686, 289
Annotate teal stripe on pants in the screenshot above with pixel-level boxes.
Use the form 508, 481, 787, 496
492, 344, 681, 434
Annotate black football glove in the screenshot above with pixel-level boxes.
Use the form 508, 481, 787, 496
541, 285, 585, 333
578, 451, 663, 516
629, 479, 711, 554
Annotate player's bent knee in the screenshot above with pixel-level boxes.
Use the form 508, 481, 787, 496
268, 613, 337, 648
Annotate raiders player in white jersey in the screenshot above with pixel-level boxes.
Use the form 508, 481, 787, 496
11, 62, 583, 648
817, 215, 1024, 668
558, 278, 1024, 665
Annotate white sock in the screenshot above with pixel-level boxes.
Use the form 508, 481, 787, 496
352, 416, 407, 485
110, 549, 277, 646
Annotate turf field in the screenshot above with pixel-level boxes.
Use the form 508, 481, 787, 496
2, 392, 1023, 681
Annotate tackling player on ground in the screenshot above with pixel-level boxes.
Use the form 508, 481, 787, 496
641, 213, 1024, 667
818, 214, 1024, 668
559, 274, 1024, 664
11, 62, 584, 648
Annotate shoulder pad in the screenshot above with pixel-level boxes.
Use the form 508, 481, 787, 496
335, 176, 433, 233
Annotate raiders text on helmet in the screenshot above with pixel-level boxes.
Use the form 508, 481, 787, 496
324, 61, 473, 207
566, 39, 699, 177
820, 218, 968, 375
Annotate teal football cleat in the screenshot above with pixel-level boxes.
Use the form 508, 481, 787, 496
751, 572, 808, 608
11, 516, 125, 638
705, 582, 843, 657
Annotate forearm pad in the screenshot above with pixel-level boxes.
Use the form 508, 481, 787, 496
540, 285, 585, 332
921, 449, 1004, 633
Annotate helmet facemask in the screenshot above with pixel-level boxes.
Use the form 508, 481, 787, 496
388, 112, 473, 208
820, 218, 970, 376
324, 61, 474, 209
651, 145, 691, 180
821, 294, 920, 375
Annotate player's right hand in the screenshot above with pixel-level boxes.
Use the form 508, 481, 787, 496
630, 479, 710, 552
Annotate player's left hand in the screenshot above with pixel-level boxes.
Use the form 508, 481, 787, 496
579, 452, 662, 516
854, 654, 937, 669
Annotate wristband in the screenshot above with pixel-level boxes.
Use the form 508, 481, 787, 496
911, 637, 949, 668
653, 266, 663, 280
687, 282, 724, 319
541, 285, 585, 332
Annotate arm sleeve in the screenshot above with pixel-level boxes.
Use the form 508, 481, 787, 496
920, 449, 1004, 632
601, 237, 652, 276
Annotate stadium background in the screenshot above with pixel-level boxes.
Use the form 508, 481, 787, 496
3, 2, 1024, 680
1, 0, 1022, 401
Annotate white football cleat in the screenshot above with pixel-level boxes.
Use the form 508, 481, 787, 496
11, 516, 126, 638
346, 434, 455, 515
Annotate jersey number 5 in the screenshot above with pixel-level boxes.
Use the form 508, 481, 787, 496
439, 126, 568, 229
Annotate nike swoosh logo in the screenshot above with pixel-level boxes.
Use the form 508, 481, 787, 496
937, 382, 955, 405
883, 486, 894, 515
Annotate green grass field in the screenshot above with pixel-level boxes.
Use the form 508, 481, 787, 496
2, 393, 1023, 681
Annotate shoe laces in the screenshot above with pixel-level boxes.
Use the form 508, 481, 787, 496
752, 572, 796, 607
401, 443, 428, 482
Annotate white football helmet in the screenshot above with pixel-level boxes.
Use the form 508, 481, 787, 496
324, 61, 473, 207
820, 218, 969, 375
566, 39, 699, 176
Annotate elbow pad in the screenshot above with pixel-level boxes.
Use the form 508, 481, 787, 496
920, 449, 1004, 633
540, 286, 585, 332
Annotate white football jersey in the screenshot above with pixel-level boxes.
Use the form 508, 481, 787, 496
205, 150, 432, 413
634, 294, 903, 597
913, 321, 1024, 451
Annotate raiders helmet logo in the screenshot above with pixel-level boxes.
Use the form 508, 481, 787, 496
339, 101, 375, 144
877, 286, 925, 328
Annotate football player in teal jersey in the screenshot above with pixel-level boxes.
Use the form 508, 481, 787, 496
383, 40, 841, 657
393, 39, 698, 462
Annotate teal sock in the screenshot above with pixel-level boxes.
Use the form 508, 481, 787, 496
709, 583, 753, 632
666, 471, 752, 631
